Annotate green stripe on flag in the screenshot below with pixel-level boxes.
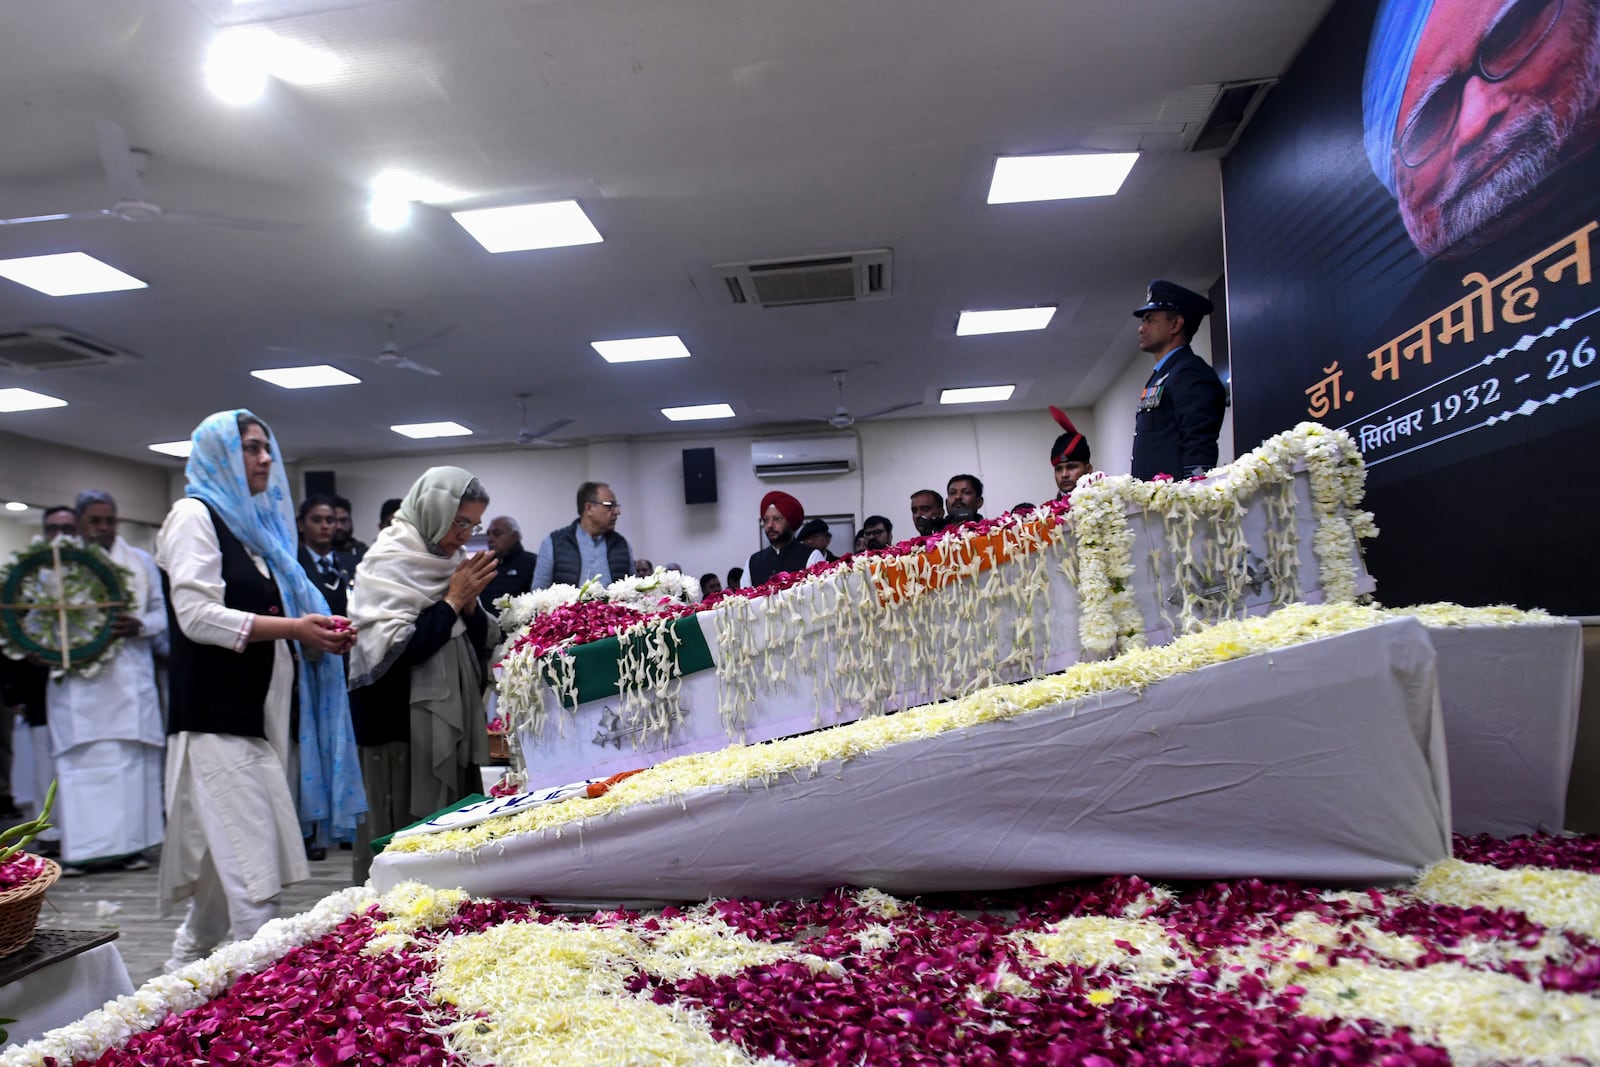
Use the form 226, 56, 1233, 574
565, 614, 715, 706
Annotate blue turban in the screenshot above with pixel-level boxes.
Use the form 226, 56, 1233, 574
1363, 0, 1436, 196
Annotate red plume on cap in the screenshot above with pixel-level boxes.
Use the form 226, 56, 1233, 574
1049, 406, 1089, 464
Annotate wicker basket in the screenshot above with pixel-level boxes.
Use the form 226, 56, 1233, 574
0, 856, 60, 958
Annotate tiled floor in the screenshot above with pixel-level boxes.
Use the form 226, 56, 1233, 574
35, 847, 360, 986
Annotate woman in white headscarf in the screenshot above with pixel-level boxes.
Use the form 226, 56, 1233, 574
347, 466, 499, 883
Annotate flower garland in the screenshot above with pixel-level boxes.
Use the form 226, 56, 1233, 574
0, 537, 135, 679
17, 836, 1599, 1066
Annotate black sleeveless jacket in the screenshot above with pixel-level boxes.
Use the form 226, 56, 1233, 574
163, 502, 284, 738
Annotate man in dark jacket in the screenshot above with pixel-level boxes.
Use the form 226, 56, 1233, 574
531, 482, 633, 589
747, 491, 824, 586
481, 515, 537, 612
1129, 280, 1228, 481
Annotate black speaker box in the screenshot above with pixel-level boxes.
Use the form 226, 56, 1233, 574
682, 448, 717, 504
304, 470, 337, 501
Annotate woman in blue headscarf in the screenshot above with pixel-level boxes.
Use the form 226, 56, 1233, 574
154, 410, 365, 970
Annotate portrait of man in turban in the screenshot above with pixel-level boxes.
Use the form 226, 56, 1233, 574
1363, 0, 1600, 259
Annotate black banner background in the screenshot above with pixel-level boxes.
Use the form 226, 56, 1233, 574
1223, 0, 1600, 614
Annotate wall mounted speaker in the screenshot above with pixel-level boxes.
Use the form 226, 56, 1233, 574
683, 447, 717, 504
304, 470, 337, 501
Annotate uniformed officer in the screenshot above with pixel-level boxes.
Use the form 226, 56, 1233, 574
1130, 280, 1228, 481
1048, 406, 1094, 499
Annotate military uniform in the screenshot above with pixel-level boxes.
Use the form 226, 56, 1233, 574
1129, 281, 1228, 481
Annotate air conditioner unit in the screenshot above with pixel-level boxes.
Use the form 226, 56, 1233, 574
0, 326, 137, 371
714, 249, 892, 308
750, 436, 859, 478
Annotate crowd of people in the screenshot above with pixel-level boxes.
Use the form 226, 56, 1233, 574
0, 277, 1226, 972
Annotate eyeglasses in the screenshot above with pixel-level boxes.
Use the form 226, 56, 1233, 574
588, 500, 620, 510
450, 519, 483, 534
1398, 0, 1563, 169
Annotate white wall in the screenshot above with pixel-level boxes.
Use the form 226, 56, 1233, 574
292, 406, 1096, 584
0, 430, 172, 555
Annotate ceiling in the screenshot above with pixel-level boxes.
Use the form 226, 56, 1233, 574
0, 0, 1333, 465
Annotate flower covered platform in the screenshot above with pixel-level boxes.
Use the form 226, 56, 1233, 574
498, 424, 1380, 790
8, 834, 1599, 1065
382, 606, 1453, 901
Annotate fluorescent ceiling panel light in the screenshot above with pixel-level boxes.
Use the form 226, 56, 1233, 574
987, 152, 1139, 204
0, 252, 147, 296
956, 306, 1057, 335
250, 364, 361, 389
590, 336, 690, 364
661, 403, 735, 421
0, 387, 68, 413
149, 440, 195, 458
390, 421, 472, 439
451, 199, 602, 253
940, 385, 1015, 404
255, 33, 344, 85
4, 502, 27, 512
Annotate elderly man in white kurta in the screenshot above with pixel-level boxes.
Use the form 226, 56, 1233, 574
48, 491, 166, 873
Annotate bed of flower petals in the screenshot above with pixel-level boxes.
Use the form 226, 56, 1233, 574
13, 833, 1598, 1067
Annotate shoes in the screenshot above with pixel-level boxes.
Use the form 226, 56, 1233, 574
304, 841, 327, 862
338, 842, 353, 851
36, 841, 60, 860
60, 864, 89, 878
122, 855, 151, 871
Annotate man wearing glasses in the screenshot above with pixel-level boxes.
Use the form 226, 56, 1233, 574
1363, 0, 1600, 259
530, 481, 634, 589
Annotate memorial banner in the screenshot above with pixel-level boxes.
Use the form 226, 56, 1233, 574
1223, 0, 1600, 612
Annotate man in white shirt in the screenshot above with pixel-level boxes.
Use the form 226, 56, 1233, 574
50, 490, 166, 875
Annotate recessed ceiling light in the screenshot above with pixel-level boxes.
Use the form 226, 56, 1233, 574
591, 336, 691, 364
390, 421, 473, 439
987, 152, 1139, 204
451, 200, 602, 253
940, 385, 1015, 404
0, 387, 68, 413
250, 364, 361, 389
368, 195, 412, 230
4, 501, 28, 512
205, 33, 269, 104
0, 252, 148, 296
149, 441, 195, 458
956, 307, 1057, 336
370, 169, 461, 204
661, 403, 735, 422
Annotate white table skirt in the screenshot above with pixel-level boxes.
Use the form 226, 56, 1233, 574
384, 617, 1450, 900
0, 942, 133, 1049
1426, 621, 1583, 836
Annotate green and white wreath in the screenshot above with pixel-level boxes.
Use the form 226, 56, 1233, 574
0, 537, 134, 680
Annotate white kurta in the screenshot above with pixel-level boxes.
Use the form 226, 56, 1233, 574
48, 539, 166, 863
155, 498, 308, 916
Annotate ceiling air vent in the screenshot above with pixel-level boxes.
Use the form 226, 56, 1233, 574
0, 326, 137, 371
1184, 79, 1276, 154
714, 249, 892, 308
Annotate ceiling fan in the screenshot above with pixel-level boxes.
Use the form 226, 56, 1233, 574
513, 394, 574, 447
808, 370, 921, 429
361, 310, 452, 377
0, 119, 299, 231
